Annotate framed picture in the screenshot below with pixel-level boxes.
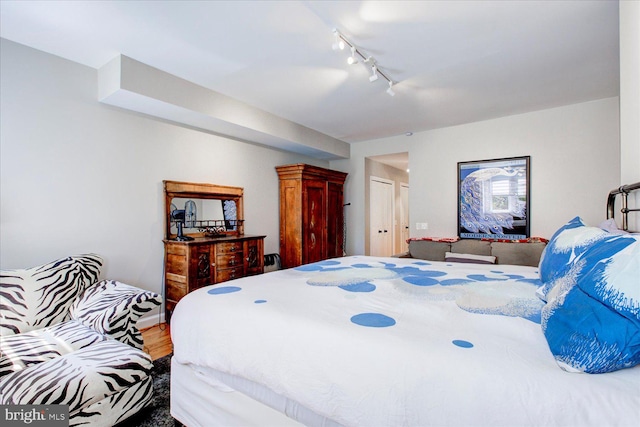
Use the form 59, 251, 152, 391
458, 156, 530, 240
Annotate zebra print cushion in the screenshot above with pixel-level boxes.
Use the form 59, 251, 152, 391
70, 280, 161, 349
0, 339, 154, 426
72, 374, 153, 427
0, 320, 108, 377
0, 254, 103, 337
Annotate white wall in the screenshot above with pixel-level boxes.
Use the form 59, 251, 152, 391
1, 36, 632, 325
0, 39, 327, 302
619, 0, 640, 231
332, 98, 621, 255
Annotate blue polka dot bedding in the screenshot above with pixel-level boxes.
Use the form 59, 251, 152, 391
170, 249, 639, 426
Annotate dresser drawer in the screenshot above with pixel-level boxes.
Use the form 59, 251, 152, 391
216, 267, 244, 282
217, 242, 243, 254
166, 279, 187, 302
166, 253, 187, 276
166, 244, 187, 256
216, 252, 244, 269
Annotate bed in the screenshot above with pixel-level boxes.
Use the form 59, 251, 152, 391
170, 184, 640, 427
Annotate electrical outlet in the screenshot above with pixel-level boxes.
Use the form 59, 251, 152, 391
416, 222, 429, 230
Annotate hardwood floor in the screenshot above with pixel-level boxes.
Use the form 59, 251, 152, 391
141, 323, 173, 360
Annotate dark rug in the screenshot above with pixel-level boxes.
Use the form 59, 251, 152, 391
116, 353, 173, 427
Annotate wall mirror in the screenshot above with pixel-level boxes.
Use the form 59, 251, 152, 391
164, 180, 244, 240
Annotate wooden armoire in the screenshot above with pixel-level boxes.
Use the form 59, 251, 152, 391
276, 164, 348, 268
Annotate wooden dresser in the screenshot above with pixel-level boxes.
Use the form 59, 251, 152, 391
162, 180, 265, 322
164, 235, 264, 321
276, 164, 348, 268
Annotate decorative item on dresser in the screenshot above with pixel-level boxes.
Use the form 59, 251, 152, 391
276, 164, 348, 268
162, 180, 265, 322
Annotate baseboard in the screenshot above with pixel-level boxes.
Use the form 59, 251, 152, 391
138, 311, 166, 330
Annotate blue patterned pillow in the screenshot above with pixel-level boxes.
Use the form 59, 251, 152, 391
537, 216, 608, 300
540, 218, 640, 373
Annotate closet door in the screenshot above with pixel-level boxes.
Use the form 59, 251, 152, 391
303, 180, 326, 263
400, 183, 410, 253
370, 177, 394, 257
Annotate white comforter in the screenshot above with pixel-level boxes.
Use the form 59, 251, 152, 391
171, 256, 640, 427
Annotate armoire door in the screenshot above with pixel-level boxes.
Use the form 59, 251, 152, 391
303, 181, 326, 263
327, 181, 344, 258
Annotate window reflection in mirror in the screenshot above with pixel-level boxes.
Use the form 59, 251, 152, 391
170, 198, 237, 234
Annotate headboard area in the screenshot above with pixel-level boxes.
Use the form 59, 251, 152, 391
607, 182, 640, 232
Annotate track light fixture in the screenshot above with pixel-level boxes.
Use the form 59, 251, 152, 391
332, 29, 397, 96
347, 47, 358, 65
332, 31, 345, 51
386, 81, 395, 97
369, 65, 379, 82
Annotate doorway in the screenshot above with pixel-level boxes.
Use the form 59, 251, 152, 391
365, 153, 409, 256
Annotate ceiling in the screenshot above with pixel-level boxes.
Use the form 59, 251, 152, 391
0, 1, 619, 153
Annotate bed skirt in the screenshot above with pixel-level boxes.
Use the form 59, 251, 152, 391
170, 358, 342, 427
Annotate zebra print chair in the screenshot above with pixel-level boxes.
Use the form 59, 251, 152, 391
0, 254, 162, 426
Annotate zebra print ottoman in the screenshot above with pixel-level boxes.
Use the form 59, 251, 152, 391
0, 339, 154, 427
0, 320, 108, 376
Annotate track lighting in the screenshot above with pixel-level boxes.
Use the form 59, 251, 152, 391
332, 30, 345, 51
386, 81, 395, 97
331, 29, 398, 95
347, 47, 358, 65
369, 65, 379, 82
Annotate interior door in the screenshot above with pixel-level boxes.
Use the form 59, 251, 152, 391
400, 183, 410, 253
370, 177, 394, 256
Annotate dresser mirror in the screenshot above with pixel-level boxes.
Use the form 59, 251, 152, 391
164, 180, 244, 240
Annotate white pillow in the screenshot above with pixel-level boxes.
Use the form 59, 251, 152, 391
598, 218, 629, 234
